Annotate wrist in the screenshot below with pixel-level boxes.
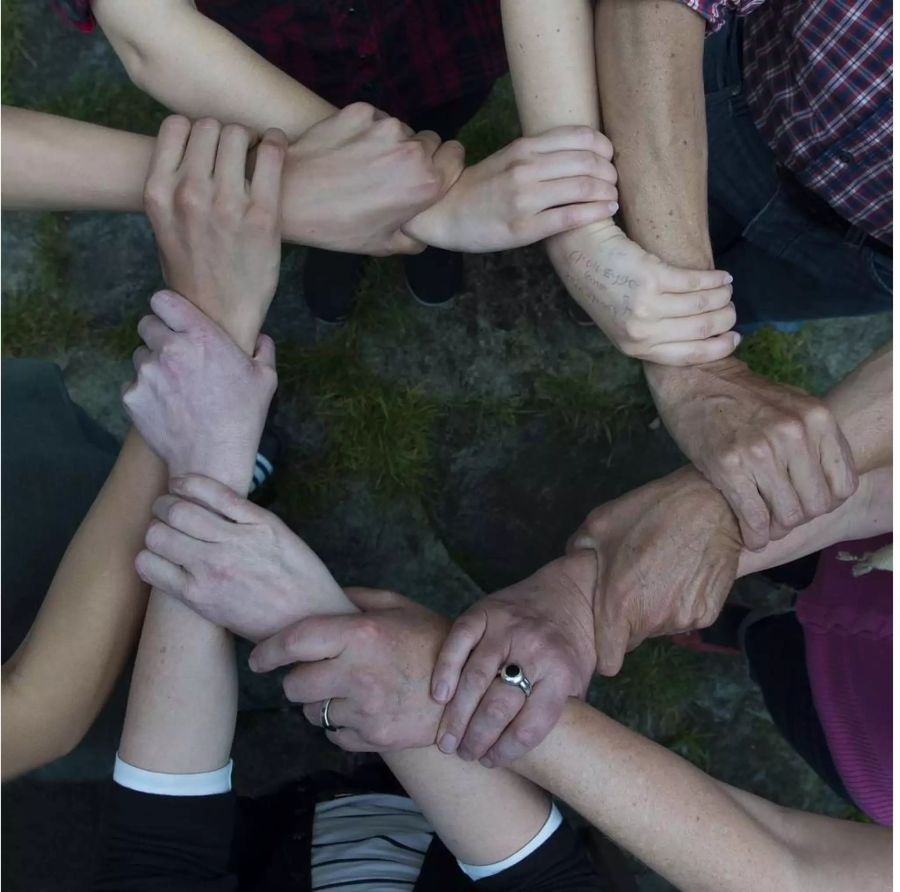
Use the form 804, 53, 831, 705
546, 218, 621, 259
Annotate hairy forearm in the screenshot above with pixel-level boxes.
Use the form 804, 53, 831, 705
596, 0, 711, 268
517, 699, 890, 892
1, 106, 153, 211
1, 430, 166, 779
92, 0, 335, 141
502, 0, 599, 133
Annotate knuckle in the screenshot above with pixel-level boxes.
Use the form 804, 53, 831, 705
484, 700, 515, 724
245, 203, 278, 233
464, 666, 496, 691
175, 180, 210, 215
802, 403, 833, 428
512, 723, 542, 750
776, 418, 807, 444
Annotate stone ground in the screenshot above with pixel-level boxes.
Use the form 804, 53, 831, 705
1, 4, 892, 890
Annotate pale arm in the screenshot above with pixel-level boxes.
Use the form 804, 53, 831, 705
518, 699, 890, 892
1, 431, 166, 779
91, 0, 335, 141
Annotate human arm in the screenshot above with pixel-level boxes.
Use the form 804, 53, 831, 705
426, 341, 891, 763
251, 593, 890, 891
0, 430, 166, 779
593, 0, 856, 543
91, 0, 333, 141
516, 698, 891, 892
500, 0, 738, 364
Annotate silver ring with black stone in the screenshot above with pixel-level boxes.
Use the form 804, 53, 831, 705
498, 663, 533, 697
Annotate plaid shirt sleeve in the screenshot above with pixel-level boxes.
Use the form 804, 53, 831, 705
51, 0, 95, 32
678, 0, 767, 32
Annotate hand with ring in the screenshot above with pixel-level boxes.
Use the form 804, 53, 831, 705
430, 551, 598, 767
249, 588, 449, 751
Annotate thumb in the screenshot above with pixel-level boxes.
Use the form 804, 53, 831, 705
432, 139, 466, 194
344, 587, 409, 612
253, 333, 277, 369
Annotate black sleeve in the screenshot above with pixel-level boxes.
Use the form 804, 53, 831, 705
474, 821, 604, 892
92, 784, 238, 892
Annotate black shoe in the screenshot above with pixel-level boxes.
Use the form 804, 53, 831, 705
303, 248, 366, 323
404, 247, 463, 306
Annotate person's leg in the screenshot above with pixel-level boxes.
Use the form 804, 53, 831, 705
403, 88, 496, 306
742, 610, 851, 803
2, 358, 131, 781
703, 17, 891, 325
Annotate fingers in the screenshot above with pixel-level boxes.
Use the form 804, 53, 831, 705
483, 675, 571, 766
136, 314, 173, 351
749, 448, 805, 531
343, 587, 407, 611
300, 700, 376, 752
818, 428, 859, 503
253, 333, 277, 369
431, 610, 489, 704
301, 698, 351, 731
169, 474, 262, 524
214, 123, 252, 194
386, 229, 429, 255
250, 128, 288, 207
786, 447, 833, 522
658, 264, 732, 293
152, 494, 233, 542
531, 175, 618, 211
281, 656, 350, 704
149, 115, 192, 178
435, 635, 506, 754
410, 128, 441, 159
131, 345, 151, 374
530, 201, 620, 242
528, 126, 614, 160
249, 615, 350, 673
135, 549, 189, 596
640, 331, 741, 366
149, 289, 207, 333
431, 138, 466, 193
182, 117, 222, 178
144, 519, 206, 567
594, 617, 630, 677
456, 679, 525, 762
644, 303, 737, 343
530, 150, 618, 186
716, 475, 771, 552
657, 285, 734, 318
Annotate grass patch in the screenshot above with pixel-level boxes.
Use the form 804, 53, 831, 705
738, 325, 810, 389
1, 290, 91, 357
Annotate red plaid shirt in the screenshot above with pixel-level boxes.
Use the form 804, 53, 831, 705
681, 0, 892, 243
53, 0, 507, 121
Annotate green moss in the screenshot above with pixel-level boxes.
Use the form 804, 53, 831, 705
2, 290, 91, 357
738, 325, 811, 389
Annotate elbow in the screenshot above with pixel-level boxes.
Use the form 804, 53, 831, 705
117, 43, 156, 95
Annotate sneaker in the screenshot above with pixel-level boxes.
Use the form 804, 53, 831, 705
303, 248, 366, 324
249, 410, 283, 501
404, 247, 463, 306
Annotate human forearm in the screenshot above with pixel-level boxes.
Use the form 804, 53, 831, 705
1, 106, 153, 212
92, 0, 334, 141
1, 430, 166, 779
517, 699, 890, 892
596, 0, 712, 268
502, 0, 599, 133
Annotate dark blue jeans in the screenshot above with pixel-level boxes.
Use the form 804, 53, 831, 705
703, 18, 892, 324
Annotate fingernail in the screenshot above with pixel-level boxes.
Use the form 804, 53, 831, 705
724, 273, 733, 284
248, 656, 260, 673
733, 333, 742, 346
608, 202, 619, 214
479, 757, 494, 769
433, 682, 450, 703
437, 733, 457, 754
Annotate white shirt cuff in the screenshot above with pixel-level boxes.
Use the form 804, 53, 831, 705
457, 802, 563, 880
113, 754, 233, 796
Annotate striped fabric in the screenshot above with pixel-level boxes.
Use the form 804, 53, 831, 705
680, 0, 892, 243
310, 793, 433, 890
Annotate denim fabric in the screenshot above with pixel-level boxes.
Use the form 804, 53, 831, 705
702, 18, 892, 325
